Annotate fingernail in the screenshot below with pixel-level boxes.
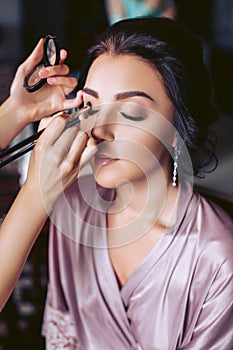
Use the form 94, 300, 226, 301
47, 77, 57, 83
39, 68, 49, 77
78, 130, 86, 138
87, 137, 96, 147
77, 90, 83, 99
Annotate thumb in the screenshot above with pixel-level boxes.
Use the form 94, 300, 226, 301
20, 38, 45, 74
37, 111, 68, 131
79, 137, 97, 170
38, 116, 53, 131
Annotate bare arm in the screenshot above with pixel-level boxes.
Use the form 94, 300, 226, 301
0, 113, 97, 310
0, 183, 48, 310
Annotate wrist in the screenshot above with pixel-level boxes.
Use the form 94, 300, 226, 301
0, 97, 29, 150
2, 95, 41, 129
1, 97, 27, 129
21, 181, 44, 208
22, 179, 59, 215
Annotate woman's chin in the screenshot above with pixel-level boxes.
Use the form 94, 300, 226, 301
91, 160, 146, 189
93, 172, 120, 189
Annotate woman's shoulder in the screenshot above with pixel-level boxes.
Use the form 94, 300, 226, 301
196, 190, 233, 232
191, 189, 233, 261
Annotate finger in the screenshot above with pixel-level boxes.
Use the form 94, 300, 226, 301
47, 76, 78, 94
39, 64, 70, 78
36, 115, 67, 148
59, 49, 68, 64
19, 38, 45, 75
52, 124, 82, 160
38, 111, 70, 132
62, 95, 84, 111
60, 89, 83, 111
79, 137, 97, 170
38, 116, 53, 131
76, 90, 83, 101
65, 130, 89, 168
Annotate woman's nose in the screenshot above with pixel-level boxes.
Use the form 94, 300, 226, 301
90, 121, 114, 144
85, 105, 115, 143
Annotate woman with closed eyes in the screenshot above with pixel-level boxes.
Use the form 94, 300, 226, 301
42, 17, 233, 350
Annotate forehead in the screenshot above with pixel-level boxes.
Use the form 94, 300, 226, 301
84, 54, 174, 121
85, 53, 167, 97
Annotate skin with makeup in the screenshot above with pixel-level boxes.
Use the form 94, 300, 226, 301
42, 18, 232, 349
0, 38, 96, 310
82, 55, 179, 280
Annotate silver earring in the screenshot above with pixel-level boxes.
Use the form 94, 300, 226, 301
172, 146, 180, 187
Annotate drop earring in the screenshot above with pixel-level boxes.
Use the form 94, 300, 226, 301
172, 146, 180, 187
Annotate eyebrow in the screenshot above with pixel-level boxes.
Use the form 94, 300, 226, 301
82, 87, 99, 98
83, 87, 155, 102
115, 91, 155, 102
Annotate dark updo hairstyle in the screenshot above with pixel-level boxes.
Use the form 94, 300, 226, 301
78, 17, 219, 177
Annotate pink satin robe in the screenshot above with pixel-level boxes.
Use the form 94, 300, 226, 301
42, 175, 233, 350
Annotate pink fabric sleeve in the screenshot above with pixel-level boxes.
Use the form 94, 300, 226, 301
180, 259, 233, 349
42, 303, 81, 350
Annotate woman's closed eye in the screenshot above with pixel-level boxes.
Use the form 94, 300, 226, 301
83, 102, 147, 121
120, 112, 145, 121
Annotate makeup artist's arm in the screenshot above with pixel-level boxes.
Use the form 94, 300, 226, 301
0, 114, 97, 310
0, 37, 80, 150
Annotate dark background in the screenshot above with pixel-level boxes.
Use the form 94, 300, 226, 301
0, 1, 232, 349
0, 0, 233, 114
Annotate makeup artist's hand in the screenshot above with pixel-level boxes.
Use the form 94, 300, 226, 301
10, 37, 80, 120
24, 114, 97, 212
0, 37, 80, 149
0, 112, 96, 311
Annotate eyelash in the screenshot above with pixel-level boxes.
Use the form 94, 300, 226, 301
84, 102, 144, 121
120, 112, 144, 121
85, 102, 99, 116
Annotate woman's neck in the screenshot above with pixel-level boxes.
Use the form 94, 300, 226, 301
109, 167, 179, 228
107, 168, 179, 248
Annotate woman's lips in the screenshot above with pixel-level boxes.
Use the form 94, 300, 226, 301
94, 153, 119, 166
